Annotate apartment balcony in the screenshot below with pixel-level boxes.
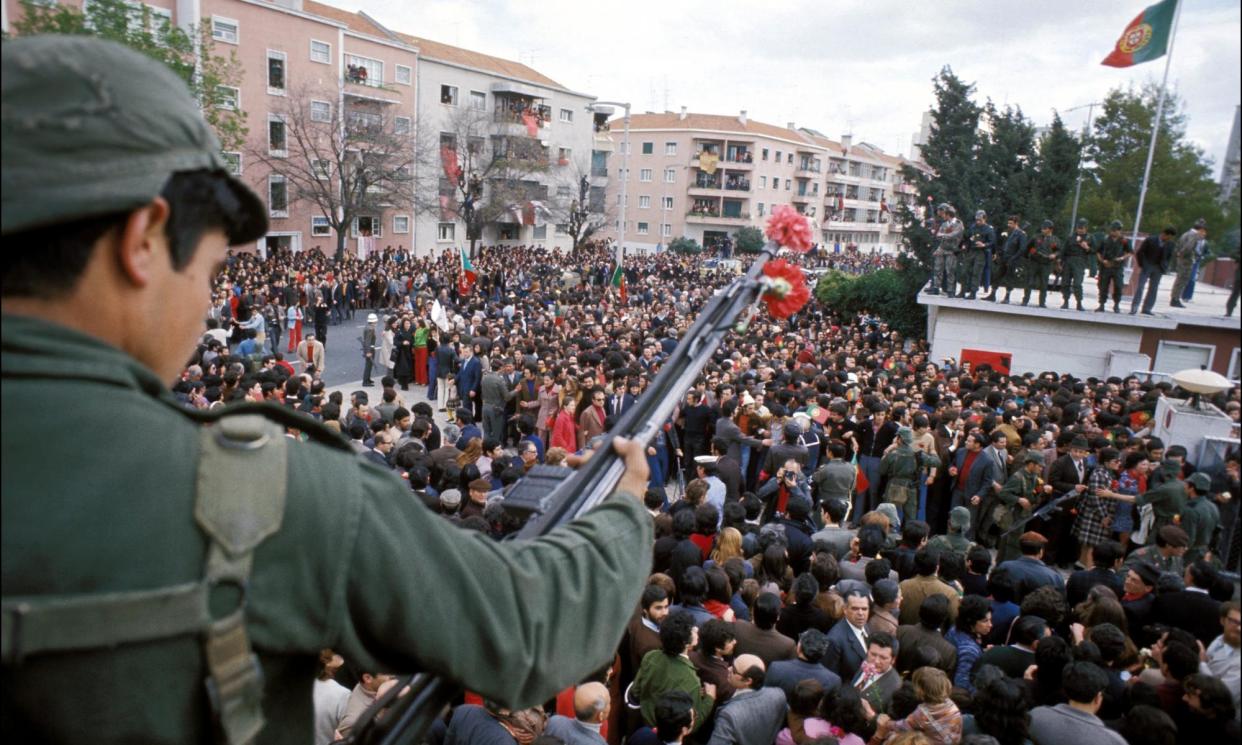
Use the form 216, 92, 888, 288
686, 210, 751, 225
690, 153, 754, 170
688, 181, 723, 196
796, 163, 822, 178
792, 192, 813, 203
343, 79, 401, 105
722, 179, 751, 192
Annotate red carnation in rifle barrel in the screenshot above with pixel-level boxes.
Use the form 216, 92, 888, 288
760, 259, 810, 319
764, 205, 814, 254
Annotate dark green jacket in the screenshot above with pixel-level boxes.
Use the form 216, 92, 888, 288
633, 650, 715, 732
1028, 235, 1058, 265
1180, 496, 1220, 561
1, 314, 653, 743
1063, 232, 1095, 262
1137, 478, 1186, 532
1098, 235, 1130, 268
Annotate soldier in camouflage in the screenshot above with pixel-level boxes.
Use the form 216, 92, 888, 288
1097, 220, 1130, 313
927, 203, 964, 297
1169, 218, 1208, 308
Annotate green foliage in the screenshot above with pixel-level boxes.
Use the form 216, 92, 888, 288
813, 266, 927, 338
668, 236, 703, 254
1079, 85, 1226, 235
1032, 113, 1080, 228
10, 0, 247, 151
733, 226, 765, 254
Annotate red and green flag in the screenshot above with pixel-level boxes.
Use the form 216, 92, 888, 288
458, 247, 476, 295
1101, 0, 1177, 68
610, 264, 627, 305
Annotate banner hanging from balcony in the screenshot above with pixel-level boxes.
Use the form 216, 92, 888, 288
440, 145, 461, 181
522, 110, 540, 137
699, 151, 719, 175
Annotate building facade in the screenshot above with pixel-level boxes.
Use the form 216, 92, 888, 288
598, 110, 922, 254
3, 0, 605, 257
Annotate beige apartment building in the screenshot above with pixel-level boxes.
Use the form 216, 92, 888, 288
2, 0, 605, 257
601, 110, 924, 254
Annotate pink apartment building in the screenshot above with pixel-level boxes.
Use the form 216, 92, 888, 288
601, 109, 925, 254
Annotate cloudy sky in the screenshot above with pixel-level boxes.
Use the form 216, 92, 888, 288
354, 0, 1239, 172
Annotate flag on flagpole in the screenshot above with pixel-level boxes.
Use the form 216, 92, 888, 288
1101, 0, 1178, 67
852, 453, 870, 494
610, 264, 627, 305
458, 247, 477, 296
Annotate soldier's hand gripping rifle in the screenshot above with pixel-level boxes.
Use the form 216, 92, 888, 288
346, 237, 810, 745
1000, 490, 1078, 539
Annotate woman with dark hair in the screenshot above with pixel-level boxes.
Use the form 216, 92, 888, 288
947, 595, 993, 693
775, 680, 831, 745
753, 543, 792, 597
960, 670, 1031, 745
701, 566, 735, 621
1072, 585, 1129, 637
819, 685, 873, 745
393, 318, 415, 390
412, 317, 429, 386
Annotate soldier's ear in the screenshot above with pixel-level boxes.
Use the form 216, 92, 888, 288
114, 197, 171, 289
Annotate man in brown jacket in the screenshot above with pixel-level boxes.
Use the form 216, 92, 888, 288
897, 547, 960, 626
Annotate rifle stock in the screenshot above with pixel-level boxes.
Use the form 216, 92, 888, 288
348, 243, 784, 745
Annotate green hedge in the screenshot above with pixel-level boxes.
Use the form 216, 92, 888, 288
813, 267, 926, 338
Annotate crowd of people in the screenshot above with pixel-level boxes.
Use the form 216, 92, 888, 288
189, 238, 1240, 745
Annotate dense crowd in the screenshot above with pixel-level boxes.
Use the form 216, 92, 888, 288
188, 240, 1239, 745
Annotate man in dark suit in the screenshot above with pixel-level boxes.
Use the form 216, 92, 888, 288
1066, 540, 1125, 608
708, 655, 788, 745
711, 436, 743, 503
732, 593, 796, 667
714, 399, 767, 463
362, 431, 394, 469
607, 378, 639, 423
997, 531, 1065, 603
823, 589, 871, 682
951, 432, 999, 539
1152, 560, 1224, 646
1042, 434, 1091, 567
764, 628, 841, 698
1121, 562, 1161, 648
454, 344, 483, 422
976, 615, 1048, 680
895, 595, 957, 675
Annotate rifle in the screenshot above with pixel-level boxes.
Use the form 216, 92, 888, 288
346, 241, 790, 745
1000, 490, 1077, 539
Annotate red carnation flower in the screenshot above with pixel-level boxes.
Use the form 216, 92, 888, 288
760, 259, 810, 319
764, 205, 814, 254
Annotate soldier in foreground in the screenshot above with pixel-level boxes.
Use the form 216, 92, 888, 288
1, 36, 654, 742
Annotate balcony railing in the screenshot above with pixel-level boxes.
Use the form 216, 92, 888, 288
344, 69, 384, 88
723, 179, 750, 191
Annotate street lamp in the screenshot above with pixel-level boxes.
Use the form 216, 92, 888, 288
1064, 101, 1101, 236
589, 100, 631, 265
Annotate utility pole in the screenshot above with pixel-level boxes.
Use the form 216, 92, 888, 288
1065, 101, 1101, 235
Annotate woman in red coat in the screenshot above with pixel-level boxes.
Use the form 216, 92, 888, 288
550, 398, 579, 452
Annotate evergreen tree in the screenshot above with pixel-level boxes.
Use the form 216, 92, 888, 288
977, 103, 1039, 223
1079, 85, 1224, 235
1031, 113, 1080, 230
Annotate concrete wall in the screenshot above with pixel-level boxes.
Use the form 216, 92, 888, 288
929, 306, 1145, 378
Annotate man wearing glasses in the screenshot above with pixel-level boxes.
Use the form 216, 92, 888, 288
708, 654, 788, 745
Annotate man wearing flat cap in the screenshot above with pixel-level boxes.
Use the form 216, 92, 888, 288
0, 36, 653, 742
1181, 472, 1220, 564
984, 451, 1053, 562
1124, 525, 1190, 577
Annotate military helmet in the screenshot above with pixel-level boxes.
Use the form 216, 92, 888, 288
1076, 218, 1088, 228
1109, 220, 1123, 230
1040, 219, 1054, 230
975, 210, 987, 220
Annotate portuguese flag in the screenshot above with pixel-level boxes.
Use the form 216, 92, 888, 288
610, 264, 627, 305
458, 247, 476, 296
1101, 0, 1177, 68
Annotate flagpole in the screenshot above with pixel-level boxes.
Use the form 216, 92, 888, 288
1128, 0, 1183, 253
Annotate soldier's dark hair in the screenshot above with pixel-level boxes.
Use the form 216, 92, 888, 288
652, 690, 694, 738
3, 171, 238, 298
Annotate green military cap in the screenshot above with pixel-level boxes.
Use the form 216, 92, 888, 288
1186, 472, 1211, 492
897, 426, 914, 444
1076, 218, 1088, 228
1109, 220, 1124, 230
1024, 451, 1045, 465
2, 35, 266, 243
1041, 219, 1054, 230
949, 506, 971, 529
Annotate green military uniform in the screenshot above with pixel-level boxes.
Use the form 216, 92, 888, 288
928, 506, 974, 557
1023, 224, 1058, 308
1136, 477, 1186, 539
1123, 544, 1184, 577
1096, 224, 1130, 312
993, 468, 1038, 562
1181, 474, 1220, 563
0, 37, 655, 743
1169, 223, 1205, 306
880, 428, 938, 523
959, 216, 996, 299
1060, 223, 1095, 310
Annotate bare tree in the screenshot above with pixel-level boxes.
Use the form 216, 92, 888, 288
247, 86, 416, 258
545, 158, 613, 251
413, 104, 556, 257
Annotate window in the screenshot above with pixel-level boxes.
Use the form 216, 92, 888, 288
345, 54, 382, 86
785, 179, 791, 191
557, 147, 571, 166
394, 116, 411, 135
665, 142, 677, 156
267, 175, 288, 217
641, 142, 654, 155
639, 169, 653, 182
266, 50, 286, 94
393, 215, 410, 233
533, 225, 547, 239
438, 223, 455, 241
440, 85, 458, 105
352, 216, 381, 237
662, 224, 672, 237
559, 108, 574, 123
757, 202, 765, 217
637, 221, 649, 235
395, 65, 412, 85
268, 115, 287, 155
772, 180, 779, 192
221, 152, 241, 175
662, 196, 674, 210
788, 153, 794, 164
762, 148, 769, 161
211, 16, 238, 44
311, 159, 330, 181
1154, 341, 1215, 374
557, 186, 572, 200
556, 223, 569, 235
1230, 348, 1240, 381
346, 110, 382, 133
638, 196, 651, 209
775, 151, 781, 162
310, 100, 331, 122
310, 39, 331, 64
759, 176, 766, 189
664, 168, 676, 183
216, 85, 239, 111
470, 91, 487, 110
311, 216, 331, 236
